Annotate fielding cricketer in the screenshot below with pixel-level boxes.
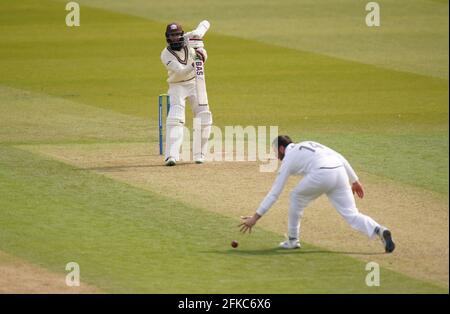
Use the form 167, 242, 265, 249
240, 135, 396, 253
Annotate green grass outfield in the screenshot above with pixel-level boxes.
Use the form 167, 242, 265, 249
1, 0, 447, 193
0, 146, 444, 293
0, 0, 448, 292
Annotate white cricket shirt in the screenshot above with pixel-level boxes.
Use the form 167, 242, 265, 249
160, 46, 196, 83
256, 141, 359, 216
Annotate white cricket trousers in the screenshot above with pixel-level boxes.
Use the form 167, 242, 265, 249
288, 166, 380, 240
165, 80, 211, 160
167, 80, 209, 121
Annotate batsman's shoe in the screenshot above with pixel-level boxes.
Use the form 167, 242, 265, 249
279, 238, 301, 249
194, 154, 205, 164
165, 157, 176, 167
378, 226, 395, 253
194, 157, 205, 164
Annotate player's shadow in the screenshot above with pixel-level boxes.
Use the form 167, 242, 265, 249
77, 162, 191, 172
203, 248, 385, 256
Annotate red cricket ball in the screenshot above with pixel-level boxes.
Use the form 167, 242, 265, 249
231, 240, 239, 248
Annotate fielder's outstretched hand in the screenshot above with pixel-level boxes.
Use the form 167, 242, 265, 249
352, 181, 365, 199
238, 214, 261, 234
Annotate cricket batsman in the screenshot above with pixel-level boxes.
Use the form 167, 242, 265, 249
160, 21, 212, 166
239, 135, 396, 253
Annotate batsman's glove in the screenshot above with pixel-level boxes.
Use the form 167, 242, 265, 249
189, 38, 204, 49
195, 48, 207, 63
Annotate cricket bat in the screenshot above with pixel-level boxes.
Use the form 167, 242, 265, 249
195, 58, 208, 106
185, 20, 210, 107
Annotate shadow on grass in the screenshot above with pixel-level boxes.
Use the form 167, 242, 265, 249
201, 247, 386, 256
76, 162, 193, 171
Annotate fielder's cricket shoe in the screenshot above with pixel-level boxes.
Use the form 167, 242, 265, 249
279, 238, 301, 249
376, 226, 395, 253
165, 157, 176, 167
